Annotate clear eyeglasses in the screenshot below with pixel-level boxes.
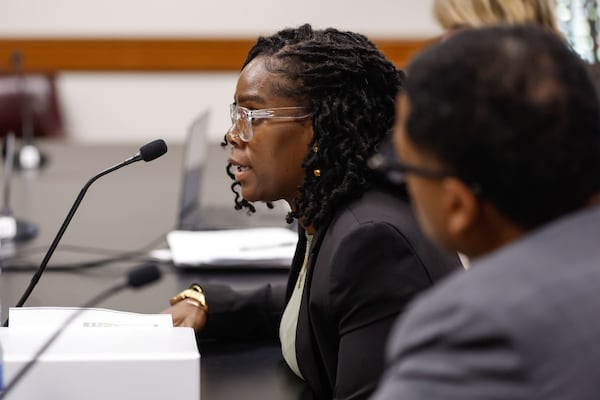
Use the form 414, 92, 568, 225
228, 103, 312, 142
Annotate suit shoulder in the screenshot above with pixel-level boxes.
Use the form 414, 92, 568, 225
331, 189, 415, 231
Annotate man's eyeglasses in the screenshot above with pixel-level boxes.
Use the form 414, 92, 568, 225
368, 147, 483, 195
228, 103, 312, 142
368, 150, 448, 186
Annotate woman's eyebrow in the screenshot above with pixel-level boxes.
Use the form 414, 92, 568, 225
236, 94, 267, 105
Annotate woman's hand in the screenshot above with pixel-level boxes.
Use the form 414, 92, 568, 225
162, 299, 207, 332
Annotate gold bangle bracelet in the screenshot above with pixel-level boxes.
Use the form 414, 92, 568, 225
169, 284, 208, 311
189, 284, 204, 293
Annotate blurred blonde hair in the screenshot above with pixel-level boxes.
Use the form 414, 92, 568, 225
433, 0, 560, 34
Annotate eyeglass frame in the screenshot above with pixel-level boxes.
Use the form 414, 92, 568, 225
228, 103, 312, 142
368, 152, 448, 184
368, 150, 483, 196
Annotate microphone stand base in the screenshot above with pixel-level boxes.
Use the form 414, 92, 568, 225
14, 219, 38, 242
0, 218, 38, 243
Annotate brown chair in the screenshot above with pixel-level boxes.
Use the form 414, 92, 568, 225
0, 73, 64, 138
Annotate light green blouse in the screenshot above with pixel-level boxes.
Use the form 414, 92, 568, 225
279, 233, 313, 379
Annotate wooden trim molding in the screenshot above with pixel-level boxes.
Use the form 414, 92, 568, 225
0, 38, 433, 73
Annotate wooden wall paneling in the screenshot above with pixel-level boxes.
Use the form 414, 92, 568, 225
0, 38, 433, 72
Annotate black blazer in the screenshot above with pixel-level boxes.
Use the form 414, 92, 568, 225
200, 188, 461, 399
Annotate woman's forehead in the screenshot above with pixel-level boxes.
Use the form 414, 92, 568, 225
236, 57, 296, 105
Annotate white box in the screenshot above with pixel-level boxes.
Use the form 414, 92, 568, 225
0, 327, 200, 399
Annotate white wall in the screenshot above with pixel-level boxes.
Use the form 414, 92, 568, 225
1, 0, 442, 144
57, 72, 237, 144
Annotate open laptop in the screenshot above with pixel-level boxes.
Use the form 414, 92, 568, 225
176, 110, 210, 231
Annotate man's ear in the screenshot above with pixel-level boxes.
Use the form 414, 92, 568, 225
441, 178, 480, 238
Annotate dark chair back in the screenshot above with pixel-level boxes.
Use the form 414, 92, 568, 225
0, 73, 63, 138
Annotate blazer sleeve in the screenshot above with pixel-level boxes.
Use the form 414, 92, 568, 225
197, 282, 287, 341
191, 231, 304, 342
328, 221, 440, 399
371, 295, 532, 400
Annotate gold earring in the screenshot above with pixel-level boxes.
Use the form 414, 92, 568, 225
312, 143, 320, 176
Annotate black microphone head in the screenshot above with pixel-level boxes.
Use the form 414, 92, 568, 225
127, 263, 162, 288
139, 139, 168, 162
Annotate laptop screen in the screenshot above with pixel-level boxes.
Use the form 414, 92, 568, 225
177, 110, 210, 230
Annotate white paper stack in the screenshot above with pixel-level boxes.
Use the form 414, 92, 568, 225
167, 226, 298, 268
8, 306, 173, 329
0, 307, 199, 400
9, 307, 173, 329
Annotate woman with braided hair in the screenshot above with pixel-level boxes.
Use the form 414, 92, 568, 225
164, 24, 460, 399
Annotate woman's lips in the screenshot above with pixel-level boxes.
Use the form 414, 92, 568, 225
229, 157, 252, 182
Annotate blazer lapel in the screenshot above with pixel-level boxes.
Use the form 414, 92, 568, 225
295, 227, 333, 397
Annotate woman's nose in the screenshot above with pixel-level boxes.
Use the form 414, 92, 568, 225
226, 124, 242, 146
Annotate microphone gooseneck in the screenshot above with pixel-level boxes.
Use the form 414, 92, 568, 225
11, 50, 47, 170
0, 263, 162, 399
0, 132, 38, 243
12, 51, 33, 146
10, 140, 168, 311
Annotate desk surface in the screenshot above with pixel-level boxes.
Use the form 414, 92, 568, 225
0, 140, 305, 400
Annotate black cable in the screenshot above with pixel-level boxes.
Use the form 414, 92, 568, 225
13, 230, 168, 260
1, 255, 157, 272
1, 231, 169, 271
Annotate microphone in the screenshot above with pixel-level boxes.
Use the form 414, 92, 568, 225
123, 138, 168, 164
0, 263, 162, 399
0, 132, 38, 243
10, 139, 168, 311
125, 262, 162, 287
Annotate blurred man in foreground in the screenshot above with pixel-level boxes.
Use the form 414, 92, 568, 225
372, 25, 600, 399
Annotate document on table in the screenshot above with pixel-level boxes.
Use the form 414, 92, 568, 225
9, 307, 173, 328
167, 227, 298, 268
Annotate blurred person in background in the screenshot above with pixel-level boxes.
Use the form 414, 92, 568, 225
433, 0, 560, 39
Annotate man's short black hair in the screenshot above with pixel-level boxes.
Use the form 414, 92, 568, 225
405, 24, 600, 229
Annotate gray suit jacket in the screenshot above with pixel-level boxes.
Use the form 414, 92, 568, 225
372, 205, 600, 400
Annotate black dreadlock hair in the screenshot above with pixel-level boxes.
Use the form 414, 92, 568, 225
222, 23, 405, 230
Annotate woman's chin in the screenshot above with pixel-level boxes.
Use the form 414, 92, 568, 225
240, 188, 260, 203
241, 190, 279, 205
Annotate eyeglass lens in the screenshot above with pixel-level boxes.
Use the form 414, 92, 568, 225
229, 104, 252, 142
